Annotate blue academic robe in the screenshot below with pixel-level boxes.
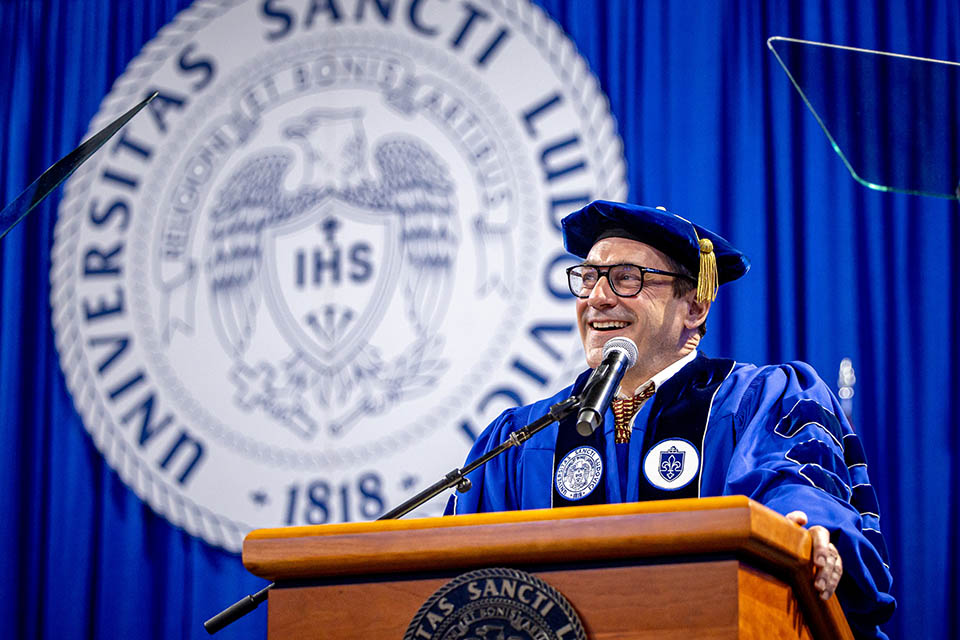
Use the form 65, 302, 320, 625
449, 353, 895, 639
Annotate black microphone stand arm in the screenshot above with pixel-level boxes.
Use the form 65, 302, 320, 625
203, 394, 582, 634
379, 394, 581, 520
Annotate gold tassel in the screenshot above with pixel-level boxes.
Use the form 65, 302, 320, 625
696, 237, 718, 302
663, 210, 719, 303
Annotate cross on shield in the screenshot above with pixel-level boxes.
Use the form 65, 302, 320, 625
262, 198, 401, 370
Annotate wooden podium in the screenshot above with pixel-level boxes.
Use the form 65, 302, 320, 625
243, 496, 853, 639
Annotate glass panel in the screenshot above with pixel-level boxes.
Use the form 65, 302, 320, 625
768, 37, 960, 200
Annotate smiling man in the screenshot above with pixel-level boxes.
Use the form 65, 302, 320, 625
450, 200, 895, 638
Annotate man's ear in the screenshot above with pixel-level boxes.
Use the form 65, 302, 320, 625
684, 296, 711, 330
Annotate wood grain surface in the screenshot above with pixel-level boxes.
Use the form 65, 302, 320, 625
244, 496, 853, 639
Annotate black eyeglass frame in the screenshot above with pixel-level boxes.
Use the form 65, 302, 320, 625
565, 263, 696, 298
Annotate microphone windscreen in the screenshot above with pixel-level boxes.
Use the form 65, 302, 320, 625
601, 336, 638, 369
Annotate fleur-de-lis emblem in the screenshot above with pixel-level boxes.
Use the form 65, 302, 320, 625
659, 445, 685, 482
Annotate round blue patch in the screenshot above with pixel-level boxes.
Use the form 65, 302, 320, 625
642, 438, 700, 491
555, 446, 603, 500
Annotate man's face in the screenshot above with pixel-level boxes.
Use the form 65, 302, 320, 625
576, 237, 693, 380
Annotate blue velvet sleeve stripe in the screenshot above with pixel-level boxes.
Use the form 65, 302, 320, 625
852, 483, 881, 516
863, 528, 891, 566
774, 399, 845, 449
842, 432, 868, 467
848, 464, 871, 487
795, 463, 853, 502
786, 438, 848, 477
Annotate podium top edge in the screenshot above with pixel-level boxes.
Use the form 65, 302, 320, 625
245, 495, 759, 541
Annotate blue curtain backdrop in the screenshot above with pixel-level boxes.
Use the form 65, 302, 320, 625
1, 1, 956, 638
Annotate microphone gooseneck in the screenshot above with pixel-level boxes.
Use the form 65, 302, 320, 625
576, 337, 639, 436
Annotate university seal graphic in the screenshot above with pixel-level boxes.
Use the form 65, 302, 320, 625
554, 446, 602, 501
404, 567, 586, 640
51, 0, 626, 551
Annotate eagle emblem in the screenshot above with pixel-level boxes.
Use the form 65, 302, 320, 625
196, 108, 458, 439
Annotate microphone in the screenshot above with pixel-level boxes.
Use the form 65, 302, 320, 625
576, 337, 639, 436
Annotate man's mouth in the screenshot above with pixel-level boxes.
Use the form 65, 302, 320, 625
589, 320, 630, 331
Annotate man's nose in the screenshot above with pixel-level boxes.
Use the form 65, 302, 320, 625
587, 276, 618, 306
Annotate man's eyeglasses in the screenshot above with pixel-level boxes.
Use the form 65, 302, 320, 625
565, 264, 695, 298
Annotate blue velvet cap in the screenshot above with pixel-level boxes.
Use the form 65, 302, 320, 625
561, 200, 750, 294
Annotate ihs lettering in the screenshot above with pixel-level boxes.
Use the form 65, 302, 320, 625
294, 217, 374, 288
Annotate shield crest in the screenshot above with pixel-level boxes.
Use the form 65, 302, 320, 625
659, 445, 685, 482
262, 198, 401, 369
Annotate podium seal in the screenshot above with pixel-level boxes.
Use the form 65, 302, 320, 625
404, 567, 586, 640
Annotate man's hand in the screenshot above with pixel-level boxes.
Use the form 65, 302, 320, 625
786, 510, 842, 601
